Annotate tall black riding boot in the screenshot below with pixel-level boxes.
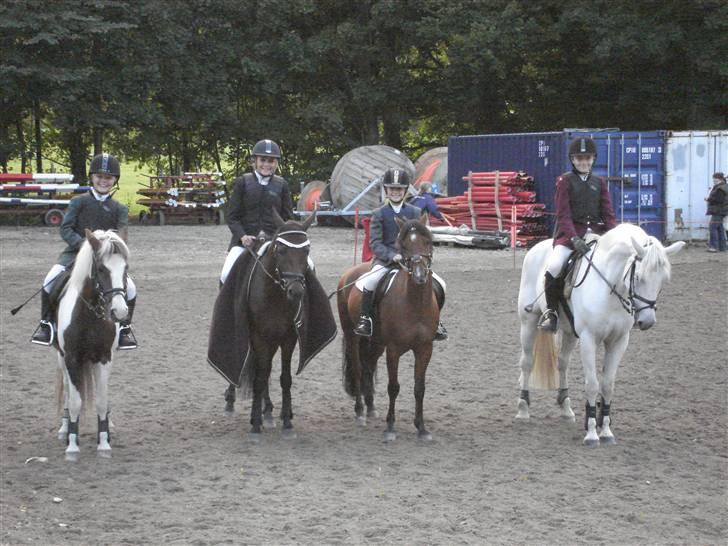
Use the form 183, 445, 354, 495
117, 297, 137, 350
353, 289, 375, 337
432, 282, 448, 341
538, 272, 562, 333
31, 290, 54, 346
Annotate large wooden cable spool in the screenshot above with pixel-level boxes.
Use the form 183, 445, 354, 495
414, 146, 448, 195
297, 180, 327, 212
329, 145, 414, 224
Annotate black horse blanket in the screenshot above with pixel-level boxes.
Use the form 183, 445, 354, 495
207, 252, 337, 387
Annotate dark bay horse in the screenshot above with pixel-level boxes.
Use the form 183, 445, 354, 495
337, 215, 439, 441
209, 211, 336, 440
55, 229, 130, 460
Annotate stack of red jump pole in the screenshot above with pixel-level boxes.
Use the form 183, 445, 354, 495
431, 171, 550, 247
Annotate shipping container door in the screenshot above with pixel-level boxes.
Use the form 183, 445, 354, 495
568, 131, 667, 241
665, 131, 728, 241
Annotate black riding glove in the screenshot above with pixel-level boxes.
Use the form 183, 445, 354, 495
571, 236, 590, 256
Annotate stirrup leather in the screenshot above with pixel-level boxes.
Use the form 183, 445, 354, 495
30, 320, 54, 346
353, 316, 373, 337
117, 325, 138, 350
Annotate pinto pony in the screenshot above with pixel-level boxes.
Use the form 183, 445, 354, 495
337, 216, 439, 441
516, 223, 685, 446
55, 229, 130, 460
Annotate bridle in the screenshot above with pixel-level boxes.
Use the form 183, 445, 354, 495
270, 230, 310, 292
401, 253, 433, 277
79, 254, 127, 320
574, 244, 659, 316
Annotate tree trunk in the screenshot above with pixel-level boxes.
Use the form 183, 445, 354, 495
93, 128, 103, 156
181, 132, 193, 173
15, 119, 27, 172
0, 123, 9, 172
63, 128, 88, 182
33, 100, 43, 173
383, 113, 402, 150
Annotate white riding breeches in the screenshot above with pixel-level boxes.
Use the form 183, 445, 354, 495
219, 245, 316, 285
43, 263, 137, 299
355, 263, 446, 293
545, 244, 573, 277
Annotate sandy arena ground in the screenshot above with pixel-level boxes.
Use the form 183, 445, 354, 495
1, 224, 726, 545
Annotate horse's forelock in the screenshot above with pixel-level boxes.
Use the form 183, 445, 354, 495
398, 220, 432, 247
639, 237, 671, 280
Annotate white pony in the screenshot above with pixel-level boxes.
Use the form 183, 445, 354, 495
515, 223, 685, 446
55, 229, 130, 460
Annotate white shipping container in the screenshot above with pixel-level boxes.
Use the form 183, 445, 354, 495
666, 130, 728, 241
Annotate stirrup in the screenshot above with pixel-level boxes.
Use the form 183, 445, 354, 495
353, 316, 373, 337
30, 320, 54, 346
434, 321, 448, 341
117, 325, 138, 350
537, 310, 558, 332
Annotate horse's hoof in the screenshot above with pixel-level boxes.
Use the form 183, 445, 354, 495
583, 438, 600, 448
224, 404, 235, 416
96, 448, 112, 459
561, 414, 576, 422
356, 415, 367, 427
417, 430, 433, 442
281, 428, 297, 440
64, 451, 80, 462
263, 414, 276, 429
600, 435, 616, 446
515, 399, 530, 420
248, 432, 262, 444
383, 431, 396, 442
367, 409, 379, 419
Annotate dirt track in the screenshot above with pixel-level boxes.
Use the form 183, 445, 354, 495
1, 224, 726, 545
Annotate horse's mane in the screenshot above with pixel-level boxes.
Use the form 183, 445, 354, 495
67, 230, 129, 292
397, 219, 432, 251
601, 224, 671, 281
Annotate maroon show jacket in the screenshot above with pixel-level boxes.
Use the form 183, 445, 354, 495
553, 171, 617, 248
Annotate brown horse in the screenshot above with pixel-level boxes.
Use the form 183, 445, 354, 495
337, 215, 439, 441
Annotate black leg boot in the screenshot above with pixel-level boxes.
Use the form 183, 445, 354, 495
31, 290, 54, 346
353, 289, 375, 337
433, 281, 448, 341
117, 297, 137, 350
538, 272, 562, 333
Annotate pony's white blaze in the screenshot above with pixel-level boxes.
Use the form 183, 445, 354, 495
515, 223, 683, 446
106, 253, 128, 321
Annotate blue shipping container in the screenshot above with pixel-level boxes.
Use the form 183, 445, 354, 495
448, 130, 668, 240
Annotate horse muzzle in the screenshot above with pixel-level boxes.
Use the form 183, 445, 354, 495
109, 295, 129, 322
634, 309, 656, 330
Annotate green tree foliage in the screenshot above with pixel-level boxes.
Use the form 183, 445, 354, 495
1, 0, 725, 180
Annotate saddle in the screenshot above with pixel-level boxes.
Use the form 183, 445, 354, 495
557, 234, 600, 336
368, 268, 400, 326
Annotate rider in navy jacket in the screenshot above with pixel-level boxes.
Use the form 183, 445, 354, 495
353, 168, 448, 340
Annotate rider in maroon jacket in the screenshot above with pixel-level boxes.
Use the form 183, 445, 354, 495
539, 137, 617, 332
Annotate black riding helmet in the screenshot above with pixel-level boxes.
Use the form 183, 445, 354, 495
89, 153, 121, 181
382, 168, 411, 188
252, 139, 281, 159
568, 137, 597, 158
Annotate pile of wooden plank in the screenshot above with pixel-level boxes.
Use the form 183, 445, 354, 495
431, 171, 550, 247
0, 173, 86, 226
136, 172, 227, 225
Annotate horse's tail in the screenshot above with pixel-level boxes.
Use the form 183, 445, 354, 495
531, 330, 560, 390
55, 362, 95, 419
237, 355, 255, 400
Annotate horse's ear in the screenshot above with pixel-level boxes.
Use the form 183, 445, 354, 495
630, 236, 647, 259
302, 209, 316, 231
420, 211, 428, 224
664, 240, 686, 256
272, 207, 285, 228
86, 229, 101, 252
